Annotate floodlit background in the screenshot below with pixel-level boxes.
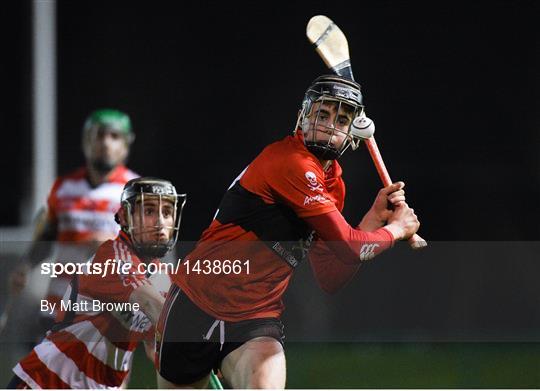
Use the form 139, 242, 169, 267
1, 0, 539, 388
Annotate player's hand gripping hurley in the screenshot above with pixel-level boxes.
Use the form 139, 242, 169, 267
306, 15, 427, 249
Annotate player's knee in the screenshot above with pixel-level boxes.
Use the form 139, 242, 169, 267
224, 338, 285, 389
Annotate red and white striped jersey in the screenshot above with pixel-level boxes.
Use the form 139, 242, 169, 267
13, 233, 171, 389
41, 165, 138, 323
47, 165, 138, 243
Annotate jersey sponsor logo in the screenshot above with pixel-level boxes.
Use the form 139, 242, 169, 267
272, 242, 299, 268
305, 171, 323, 192
359, 243, 380, 261
303, 194, 328, 206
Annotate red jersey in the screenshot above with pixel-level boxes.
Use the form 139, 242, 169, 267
42, 165, 138, 322
173, 134, 345, 321
47, 165, 138, 243
13, 232, 171, 389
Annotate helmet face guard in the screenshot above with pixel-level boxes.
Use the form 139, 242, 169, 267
298, 75, 365, 160
120, 177, 186, 259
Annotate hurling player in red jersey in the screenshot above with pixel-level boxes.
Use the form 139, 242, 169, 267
155, 75, 420, 388
8, 109, 138, 331
8, 177, 186, 389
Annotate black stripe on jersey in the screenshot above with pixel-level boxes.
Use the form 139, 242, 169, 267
215, 182, 314, 267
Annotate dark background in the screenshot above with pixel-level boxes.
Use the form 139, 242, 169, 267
2, 0, 539, 341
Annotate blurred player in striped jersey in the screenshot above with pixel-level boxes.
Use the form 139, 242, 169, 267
9, 109, 138, 331
8, 177, 186, 389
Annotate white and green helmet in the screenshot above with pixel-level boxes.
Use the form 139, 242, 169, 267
82, 108, 135, 171
83, 108, 133, 138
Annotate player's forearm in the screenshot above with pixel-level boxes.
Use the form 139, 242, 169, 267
309, 240, 360, 294
305, 210, 394, 264
139, 296, 164, 325
129, 285, 165, 325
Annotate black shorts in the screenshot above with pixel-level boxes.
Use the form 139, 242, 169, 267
156, 284, 285, 385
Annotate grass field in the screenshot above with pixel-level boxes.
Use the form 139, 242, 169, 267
130, 342, 540, 388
